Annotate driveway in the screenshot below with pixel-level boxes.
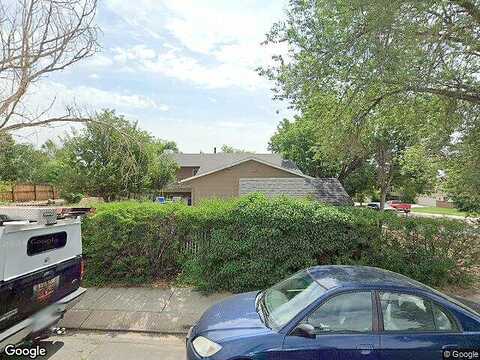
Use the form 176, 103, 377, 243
0, 332, 185, 360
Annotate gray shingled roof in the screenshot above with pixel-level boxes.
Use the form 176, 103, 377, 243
170, 153, 303, 176
239, 178, 353, 206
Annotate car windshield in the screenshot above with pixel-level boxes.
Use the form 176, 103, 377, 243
260, 270, 326, 330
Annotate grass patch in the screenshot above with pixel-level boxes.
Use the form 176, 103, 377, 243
412, 206, 468, 217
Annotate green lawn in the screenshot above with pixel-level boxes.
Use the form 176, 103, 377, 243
412, 206, 468, 217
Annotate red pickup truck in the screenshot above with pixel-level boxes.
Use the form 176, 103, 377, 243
387, 200, 412, 213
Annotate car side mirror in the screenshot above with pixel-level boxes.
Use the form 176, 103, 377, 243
291, 323, 316, 339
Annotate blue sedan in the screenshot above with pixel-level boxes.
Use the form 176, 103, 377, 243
186, 265, 480, 359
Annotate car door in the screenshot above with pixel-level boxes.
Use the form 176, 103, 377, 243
282, 291, 381, 360
378, 291, 473, 360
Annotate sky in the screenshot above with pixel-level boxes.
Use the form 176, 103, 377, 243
17, 0, 293, 153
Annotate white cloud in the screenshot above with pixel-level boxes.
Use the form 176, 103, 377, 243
79, 54, 114, 70
38, 82, 166, 111
113, 44, 156, 63
146, 49, 267, 90
109, 46, 268, 90
103, 0, 288, 91
8, 81, 170, 144
157, 104, 169, 112
7, 81, 169, 123
102, 0, 167, 39
141, 117, 275, 153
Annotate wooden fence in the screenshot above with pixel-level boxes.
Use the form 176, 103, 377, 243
0, 183, 58, 202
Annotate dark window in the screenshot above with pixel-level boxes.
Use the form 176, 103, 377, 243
27, 232, 67, 256
380, 292, 457, 332
303, 292, 373, 334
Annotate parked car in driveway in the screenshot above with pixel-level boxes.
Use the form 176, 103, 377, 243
387, 200, 412, 213
366, 202, 395, 211
186, 265, 480, 360
367, 201, 411, 213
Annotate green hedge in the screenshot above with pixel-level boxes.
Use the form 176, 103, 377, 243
82, 194, 480, 292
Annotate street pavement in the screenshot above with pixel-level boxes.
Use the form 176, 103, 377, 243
1, 332, 186, 360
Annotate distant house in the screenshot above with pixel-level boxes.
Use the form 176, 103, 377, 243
163, 153, 352, 206
416, 192, 454, 208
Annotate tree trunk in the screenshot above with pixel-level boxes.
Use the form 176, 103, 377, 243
380, 187, 387, 210
376, 142, 393, 211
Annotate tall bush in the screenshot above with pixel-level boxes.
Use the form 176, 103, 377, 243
82, 201, 182, 285
81, 195, 480, 292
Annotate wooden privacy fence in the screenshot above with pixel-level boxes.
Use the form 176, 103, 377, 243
0, 183, 58, 202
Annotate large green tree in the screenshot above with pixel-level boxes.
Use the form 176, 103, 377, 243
269, 92, 448, 207
0, 132, 52, 183
262, 0, 478, 208
270, 92, 370, 181
58, 110, 178, 201
261, 0, 480, 110
444, 120, 480, 213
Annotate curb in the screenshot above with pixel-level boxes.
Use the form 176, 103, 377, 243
61, 327, 188, 337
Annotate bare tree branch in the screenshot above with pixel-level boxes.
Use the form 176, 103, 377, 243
1, 116, 91, 132
0, 0, 98, 132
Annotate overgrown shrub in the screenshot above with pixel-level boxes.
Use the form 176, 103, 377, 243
61, 191, 84, 204
81, 194, 480, 291
366, 216, 480, 287
82, 201, 184, 285
182, 195, 387, 293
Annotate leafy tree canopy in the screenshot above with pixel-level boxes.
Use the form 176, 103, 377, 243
269, 91, 449, 204
444, 121, 480, 212
0, 110, 179, 203
262, 0, 479, 208
0, 132, 52, 183
261, 0, 480, 111
220, 144, 254, 153
58, 110, 178, 201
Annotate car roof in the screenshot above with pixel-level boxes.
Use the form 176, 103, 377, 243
307, 265, 431, 292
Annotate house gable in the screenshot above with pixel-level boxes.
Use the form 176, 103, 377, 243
170, 153, 302, 176
179, 157, 310, 184
184, 159, 304, 204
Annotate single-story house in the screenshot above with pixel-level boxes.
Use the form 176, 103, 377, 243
416, 192, 454, 208
163, 153, 352, 206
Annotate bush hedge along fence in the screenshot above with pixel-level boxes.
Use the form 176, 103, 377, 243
82, 194, 480, 293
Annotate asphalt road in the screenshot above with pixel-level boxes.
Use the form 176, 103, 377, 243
1, 332, 186, 360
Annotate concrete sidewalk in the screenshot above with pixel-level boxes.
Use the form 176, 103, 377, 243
59, 288, 230, 335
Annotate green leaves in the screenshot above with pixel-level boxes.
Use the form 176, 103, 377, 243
444, 123, 480, 213
263, 0, 480, 208
57, 110, 178, 201
0, 132, 55, 183
81, 195, 479, 292
263, 0, 480, 107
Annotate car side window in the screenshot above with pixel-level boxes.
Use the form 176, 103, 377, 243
432, 303, 457, 331
303, 292, 373, 334
380, 292, 457, 332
